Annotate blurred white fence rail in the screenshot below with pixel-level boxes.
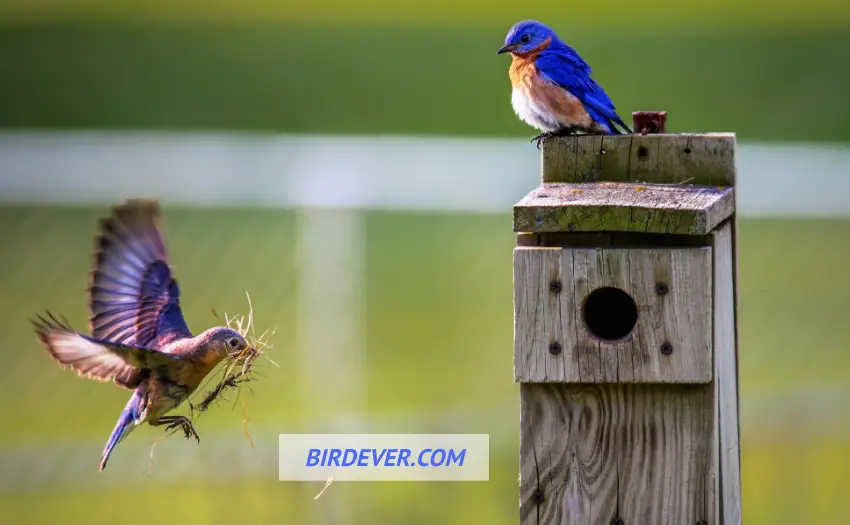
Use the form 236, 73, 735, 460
0, 130, 849, 215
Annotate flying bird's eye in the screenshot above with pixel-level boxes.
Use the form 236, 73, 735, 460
228, 338, 240, 348
520, 34, 531, 44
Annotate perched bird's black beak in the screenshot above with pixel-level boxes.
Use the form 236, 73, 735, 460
497, 44, 518, 54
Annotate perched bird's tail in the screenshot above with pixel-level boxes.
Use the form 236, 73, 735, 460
607, 115, 633, 135
99, 389, 146, 471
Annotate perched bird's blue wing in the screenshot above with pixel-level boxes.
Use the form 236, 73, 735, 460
536, 47, 632, 134
89, 200, 192, 350
33, 312, 180, 389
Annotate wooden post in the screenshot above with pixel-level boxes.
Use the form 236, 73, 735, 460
512, 116, 742, 525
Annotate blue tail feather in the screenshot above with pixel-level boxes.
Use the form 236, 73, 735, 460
585, 105, 631, 135
99, 389, 145, 471
608, 115, 633, 134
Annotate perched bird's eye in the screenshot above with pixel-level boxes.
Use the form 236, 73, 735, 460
228, 338, 240, 348
520, 34, 531, 44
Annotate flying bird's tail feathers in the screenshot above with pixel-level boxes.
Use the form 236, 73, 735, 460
99, 389, 146, 471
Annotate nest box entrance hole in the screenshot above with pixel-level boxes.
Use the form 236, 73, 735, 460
582, 286, 638, 341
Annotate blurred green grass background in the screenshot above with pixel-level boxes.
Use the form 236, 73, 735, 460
1, 1, 850, 524
0, 23, 848, 142
3, 0, 850, 26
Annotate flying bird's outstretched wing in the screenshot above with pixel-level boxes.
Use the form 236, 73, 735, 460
536, 47, 632, 134
33, 312, 180, 389
89, 200, 193, 350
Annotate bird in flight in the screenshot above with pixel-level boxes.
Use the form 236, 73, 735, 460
32, 199, 252, 471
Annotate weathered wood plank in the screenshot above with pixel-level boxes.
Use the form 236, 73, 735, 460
575, 135, 604, 182
571, 248, 628, 382
519, 383, 619, 525
712, 222, 743, 524
513, 248, 571, 382
520, 383, 714, 525
513, 182, 734, 235
516, 232, 540, 247
513, 246, 712, 383
542, 134, 736, 186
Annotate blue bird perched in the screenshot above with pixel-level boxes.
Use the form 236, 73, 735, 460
498, 20, 632, 147
32, 199, 254, 471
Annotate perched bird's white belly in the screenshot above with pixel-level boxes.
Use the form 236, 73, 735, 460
511, 87, 560, 132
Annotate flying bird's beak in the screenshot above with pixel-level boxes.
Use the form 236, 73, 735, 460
497, 44, 518, 54
228, 345, 250, 358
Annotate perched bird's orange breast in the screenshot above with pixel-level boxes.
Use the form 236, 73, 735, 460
505, 38, 594, 131
507, 36, 551, 90
509, 54, 537, 90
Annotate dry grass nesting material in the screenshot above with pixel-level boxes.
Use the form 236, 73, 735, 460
190, 291, 279, 422
148, 292, 277, 471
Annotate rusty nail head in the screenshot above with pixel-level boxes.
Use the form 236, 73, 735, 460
661, 342, 673, 355
549, 280, 562, 293
549, 342, 562, 355
533, 490, 544, 502
611, 518, 624, 525
655, 282, 669, 296
632, 111, 667, 134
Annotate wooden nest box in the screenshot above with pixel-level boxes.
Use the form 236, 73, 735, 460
512, 130, 742, 524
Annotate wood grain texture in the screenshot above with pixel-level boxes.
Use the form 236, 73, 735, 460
712, 222, 743, 524
513, 247, 572, 382
520, 383, 714, 525
514, 246, 712, 384
513, 182, 734, 235
542, 134, 736, 186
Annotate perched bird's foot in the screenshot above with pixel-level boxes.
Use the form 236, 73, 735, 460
157, 415, 201, 444
531, 127, 582, 149
531, 132, 554, 150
